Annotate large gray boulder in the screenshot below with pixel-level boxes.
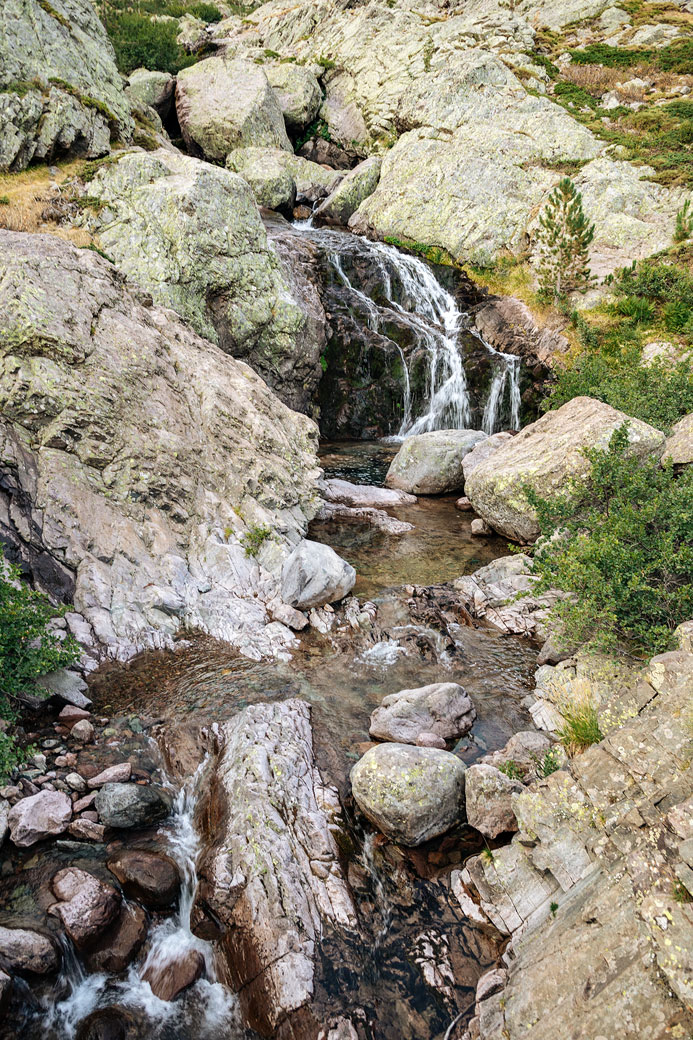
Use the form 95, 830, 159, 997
176, 56, 291, 161
84, 149, 322, 413
0, 0, 132, 172
94, 783, 170, 829
315, 156, 382, 226
465, 397, 665, 542
0, 926, 59, 974
385, 429, 487, 494
462, 432, 514, 480
664, 412, 693, 469
350, 743, 466, 846
0, 231, 321, 661
8, 790, 72, 846
369, 682, 476, 744
126, 68, 175, 119
226, 147, 297, 210
227, 147, 342, 204
281, 539, 356, 610
266, 64, 322, 130
195, 700, 356, 1036
464, 763, 523, 839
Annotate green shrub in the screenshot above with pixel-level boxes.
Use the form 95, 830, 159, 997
188, 1, 222, 20
658, 39, 693, 74
557, 699, 603, 754
499, 759, 524, 780
664, 300, 691, 332
0, 552, 80, 777
240, 524, 272, 558
104, 11, 197, 75
527, 425, 693, 655
0, 196, 9, 206
568, 43, 653, 68
533, 747, 561, 777
617, 259, 693, 308
674, 199, 693, 244
614, 295, 655, 324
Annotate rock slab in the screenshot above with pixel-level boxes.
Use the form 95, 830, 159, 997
369, 682, 476, 745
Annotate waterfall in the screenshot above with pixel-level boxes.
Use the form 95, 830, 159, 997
40, 764, 238, 1040
294, 224, 521, 437
361, 831, 393, 950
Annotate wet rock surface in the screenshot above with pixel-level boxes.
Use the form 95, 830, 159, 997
94, 783, 170, 830
51, 867, 121, 949
195, 699, 357, 1036
0, 926, 59, 974
107, 850, 181, 909
281, 539, 356, 611
369, 682, 476, 745
350, 743, 467, 846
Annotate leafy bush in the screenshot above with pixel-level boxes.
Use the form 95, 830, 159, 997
674, 199, 693, 244
0, 552, 80, 778
240, 524, 272, 558
617, 259, 693, 308
614, 295, 655, 324
658, 39, 693, 74
527, 425, 693, 655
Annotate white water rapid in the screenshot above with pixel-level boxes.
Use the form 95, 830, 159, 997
294, 224, 522, 438
42, 764, 238, 1040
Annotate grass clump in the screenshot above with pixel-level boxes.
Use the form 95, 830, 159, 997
557, 698, 603, 754
527, 424, 693, 655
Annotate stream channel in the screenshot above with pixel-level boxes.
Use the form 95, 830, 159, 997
0, 441, 538, 1040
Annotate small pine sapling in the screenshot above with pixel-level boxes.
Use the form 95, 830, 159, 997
536, 177, 595, 299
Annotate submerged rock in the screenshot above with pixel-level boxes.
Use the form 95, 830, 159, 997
52, 867, 121, 949
195, 699, 357, 1036
322, 479, 416, 508
369, 682, 476, 745
8, 790, 72, 847
176, 56, 291, 161
281, 539, 356, 610
385, 430, 487, 495
75, 1007, 136, 1040
142, 949, 205, 1001
350, 743, 466, 846
94, 783, 170, 830
464, 764, 522, 839
85, 904, 148, 974
0, 926, 59, 974
0, 231, 320, 661
0, 0, 132, 172
465, 398, 665, 542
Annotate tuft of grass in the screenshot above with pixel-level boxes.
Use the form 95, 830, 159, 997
498, 759, 524, 780
673, 880, 692, 903
533, 747, 562, 778
557, 698, 603, 755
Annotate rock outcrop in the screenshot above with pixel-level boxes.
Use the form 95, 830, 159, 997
315, 156, 382, 227
664, 412, 693, 469
465, 397, 665, 542
385, 430, 487, 495
350, 743, 466, 846
464, 764, 522, 839
176, 56, 291, 161
94, 783, 170, 829
454, 554, 563, 640
0, 231, 321, 662
460, 642, 693, 1039
0, 0, 132, 172
195, 699, 357, 1037
81, 148, 324, 416
266, 64, 322, 130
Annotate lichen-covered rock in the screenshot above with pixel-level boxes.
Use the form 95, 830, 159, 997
0, 0, 132, 172
8, 790, 72, 847
454, 554, 562, 640
465, 397, 665, 542
0, 231, 321, 661
84, 149, 321, 415
462, 432, 514, 481
195, 700, 357, 1036
176, 56, 291, 161
281, 539, 355, 610
126, 68, 175, 119
464, 763, 523, 838
350, 743, 466, 845
266, 63, 322, 129
226, 146, 297, 210
369, 682, 476, 744
316, 156, 382, 226
663, 412, 693, 468
385, 430, 487, 494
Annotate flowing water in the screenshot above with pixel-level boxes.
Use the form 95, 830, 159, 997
295, 224, 522, 438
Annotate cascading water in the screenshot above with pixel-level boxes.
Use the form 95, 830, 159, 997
294, 224, 521, 438
40, 764, 238, 1040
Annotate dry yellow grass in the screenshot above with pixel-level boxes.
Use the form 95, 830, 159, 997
0, 158, 98, 247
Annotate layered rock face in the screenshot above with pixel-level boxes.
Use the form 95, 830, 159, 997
459, 642, 693, 1040
0, 231, 321, 662
81, 149, 324, 416
212, 0, 682, 271
195, 700, 357, 1038
0, 0, 132, 172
